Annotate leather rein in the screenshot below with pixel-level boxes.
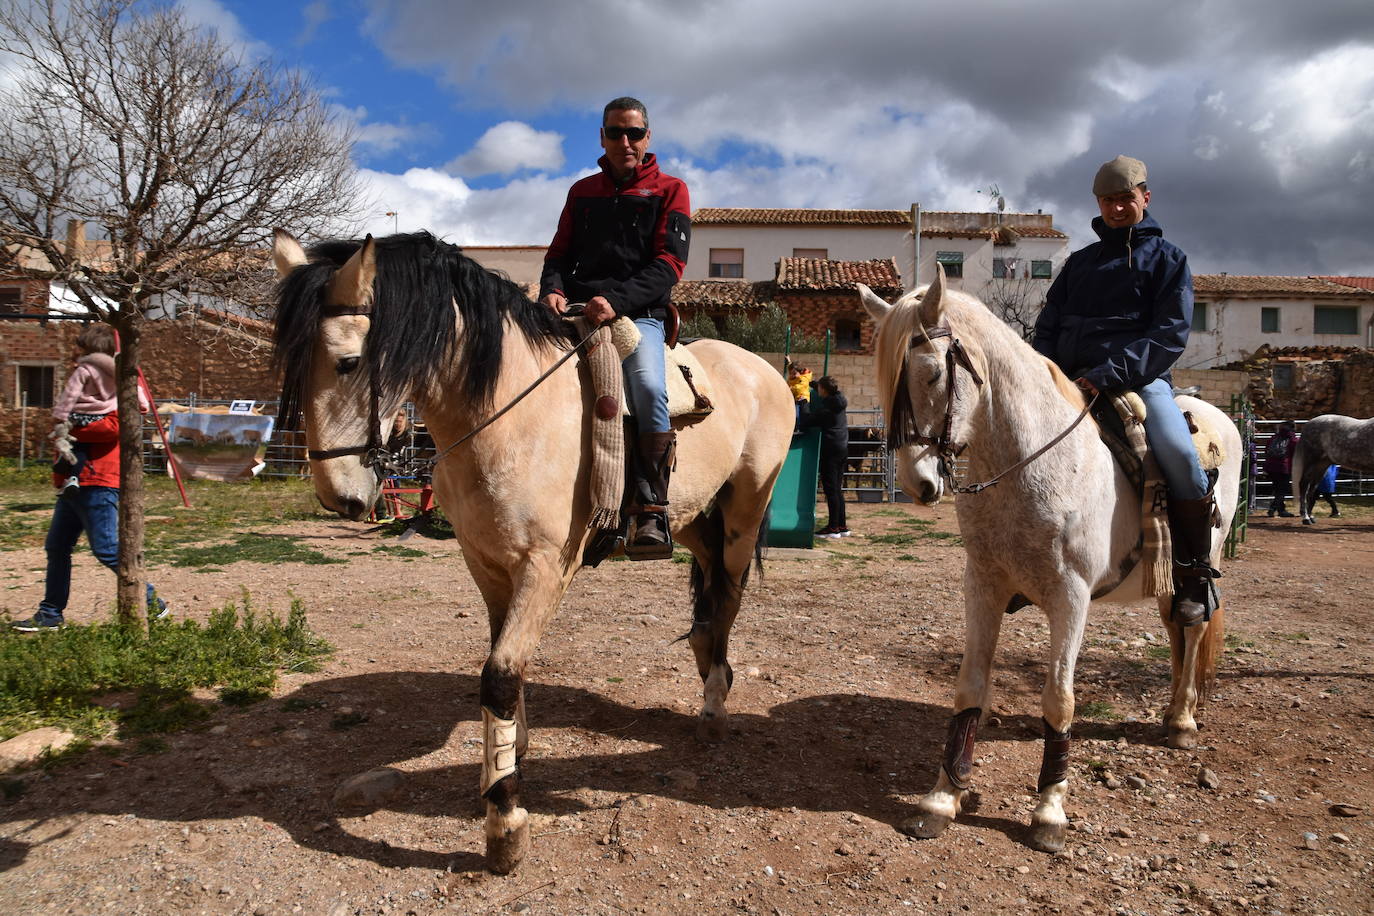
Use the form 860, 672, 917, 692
305, 302, 604, 478
889, 326, 1098, 495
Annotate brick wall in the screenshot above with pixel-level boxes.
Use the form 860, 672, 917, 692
1, 316, 278, 457
775, 291, 876, 354
1172, 368, 1250, 409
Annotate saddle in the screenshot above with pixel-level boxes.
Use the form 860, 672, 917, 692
1091, 391, 1227, 490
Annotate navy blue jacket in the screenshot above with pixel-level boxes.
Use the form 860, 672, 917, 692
1032, 213, 1193, 393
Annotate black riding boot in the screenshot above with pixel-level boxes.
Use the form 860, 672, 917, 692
1168, 485, 1222, 627
626, 431, 675, 560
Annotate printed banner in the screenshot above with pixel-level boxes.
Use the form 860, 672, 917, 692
166, 411, 275, 481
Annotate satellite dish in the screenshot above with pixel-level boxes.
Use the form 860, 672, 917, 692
997, 195, 1006, 212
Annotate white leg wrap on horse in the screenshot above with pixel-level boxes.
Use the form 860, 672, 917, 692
480, 708, 519, 795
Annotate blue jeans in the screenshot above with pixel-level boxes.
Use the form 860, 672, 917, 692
1138, 378, 1208, 500
623, 315, 669, 434
37, 486, 157, 623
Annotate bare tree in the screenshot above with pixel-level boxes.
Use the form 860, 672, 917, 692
981, 253, 1048, 341
0, 0, 365, 623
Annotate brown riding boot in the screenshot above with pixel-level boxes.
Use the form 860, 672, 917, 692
627, 431, 675, 559
1168, 485, 1222, 627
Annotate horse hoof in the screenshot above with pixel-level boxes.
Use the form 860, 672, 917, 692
1167, 727, 1198, 750
898, 812, 953, 840
696, 711, 728, 743
1028, 820, 1067, 853
1302, 517, 1314, 526
485, 809, 530, 875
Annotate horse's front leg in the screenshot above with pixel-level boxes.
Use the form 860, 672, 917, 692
1159, 597, 1224, 749
901, 580, 1005, 839
478, 556, 570, 874
1027, 586, 1089, 853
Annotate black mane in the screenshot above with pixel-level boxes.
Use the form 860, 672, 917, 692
273, 231, 564, 429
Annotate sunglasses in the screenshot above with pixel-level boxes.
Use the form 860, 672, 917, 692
603, 126, 648, 142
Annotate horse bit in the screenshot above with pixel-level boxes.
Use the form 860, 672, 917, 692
890, 327, 1096, 495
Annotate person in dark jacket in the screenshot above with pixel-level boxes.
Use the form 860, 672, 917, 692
1263, 421, 1298, 518
799, 376, 850, 538
539, 97, 691, 554
1032, 155, 1215, 627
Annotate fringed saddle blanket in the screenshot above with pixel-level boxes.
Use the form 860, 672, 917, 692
574, 316, 716, 531
1103, 392, 1228, 598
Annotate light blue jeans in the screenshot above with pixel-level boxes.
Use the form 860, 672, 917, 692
1138, 378, 1208, 500
624, 315, 669, 434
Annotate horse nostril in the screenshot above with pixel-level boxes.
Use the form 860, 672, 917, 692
338, 497, 367, 520
920, 481, 940, 504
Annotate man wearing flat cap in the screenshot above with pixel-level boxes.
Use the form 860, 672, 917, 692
1033, 155, 1217, 628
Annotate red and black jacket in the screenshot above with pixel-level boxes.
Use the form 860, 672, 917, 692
539, 152, 691, 319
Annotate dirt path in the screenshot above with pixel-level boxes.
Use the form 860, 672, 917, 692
1, 502, 1371, 915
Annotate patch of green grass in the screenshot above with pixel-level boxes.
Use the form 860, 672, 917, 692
1275, 631, 1310, 642
1078, 700, 1121, 720
371, 544, 427, 559
1146, 645, 1171, 659
161, 533, 346, 568
895, 554, 922, 562
0, 594, 331, 753
866, 533, 919, 546
870, 508, 909, 518
1224, 634, 1254, 649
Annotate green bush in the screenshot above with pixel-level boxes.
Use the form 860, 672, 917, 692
682, 304, 826, 354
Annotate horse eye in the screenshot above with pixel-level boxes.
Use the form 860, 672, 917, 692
928, 368, 943, 385
336, 356, 360, 375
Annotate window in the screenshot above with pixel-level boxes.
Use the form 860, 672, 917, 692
1314, 305, 1358, 335
708, 248, 743, 279
1191, 302, 1209, 332
935, 251, 964, 278
792, 248, 827, 260
16, 364, 55, 408
834, 318, 862, 351
1261, 307, 1280, 333
0, 287, 22, 315
1031, 260, 1052, 279
1272, 364, 1294, 390
992, 258, 1008, 279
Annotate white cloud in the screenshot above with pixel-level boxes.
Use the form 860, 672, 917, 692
297, 0, 331, 45
446, 121, 565, 177
357, 167, 580, 245
176, 0, 273, 59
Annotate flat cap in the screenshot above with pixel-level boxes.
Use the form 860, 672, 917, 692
1092, 155, 1148, 196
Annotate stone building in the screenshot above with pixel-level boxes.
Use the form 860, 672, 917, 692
1219, 345, 1374, 419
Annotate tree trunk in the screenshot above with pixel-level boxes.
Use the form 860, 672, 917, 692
113, 310, 147, 626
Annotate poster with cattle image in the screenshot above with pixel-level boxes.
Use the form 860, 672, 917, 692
165, 411, 275, 481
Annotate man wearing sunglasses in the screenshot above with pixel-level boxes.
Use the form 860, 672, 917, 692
540, 97, 692, 556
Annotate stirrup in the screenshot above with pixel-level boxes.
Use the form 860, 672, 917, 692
624, 511, 673, 561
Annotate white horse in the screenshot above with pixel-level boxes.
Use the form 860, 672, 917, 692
1292, 414, 1374, 524
858, 267, 1241, 852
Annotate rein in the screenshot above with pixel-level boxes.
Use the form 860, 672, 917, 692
889, 326, 1098, 495
305, 302, 604, 478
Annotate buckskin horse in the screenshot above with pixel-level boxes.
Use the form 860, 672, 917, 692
858, 267, 1241, 852
271, 230, 793, 872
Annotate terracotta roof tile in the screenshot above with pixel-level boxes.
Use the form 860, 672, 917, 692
671, 279, 775, 308
1194, 275, 1374, 297
1314, 276, 1374, 291
692, 208, 909, 226
776, 257, 903, 293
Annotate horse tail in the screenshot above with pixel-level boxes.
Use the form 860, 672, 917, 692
683, 500, 738, 639
1196, 600, 1226, 704
752, 502, 771, 583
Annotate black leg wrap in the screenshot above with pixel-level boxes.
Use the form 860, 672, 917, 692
1037, 719, 1072, 792
941, 707, 981, 791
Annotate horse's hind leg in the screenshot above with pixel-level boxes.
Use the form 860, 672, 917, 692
677, 495, 759, 743
902, 581, 1005, 840
1026, 588, 1089, 853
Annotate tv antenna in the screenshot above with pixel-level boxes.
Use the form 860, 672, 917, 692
978, 184, 1007, 212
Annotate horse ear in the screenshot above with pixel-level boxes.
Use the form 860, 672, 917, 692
857, 283, 891, 323
920, 262, 949, 327
272, 229, 307, 277
328, 235, 377, 307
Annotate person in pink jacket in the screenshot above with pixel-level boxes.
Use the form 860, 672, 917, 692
51, 324, 131, 495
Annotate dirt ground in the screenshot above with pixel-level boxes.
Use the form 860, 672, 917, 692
1, 499, 1371, 915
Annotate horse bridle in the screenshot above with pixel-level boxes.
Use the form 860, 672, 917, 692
888, 326, 1097, 495
305, 301, 605, 479
888, 327, 985, 485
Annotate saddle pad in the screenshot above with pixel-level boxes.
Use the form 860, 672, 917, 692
607, 317, 714, 419
1102, 392, 1227, 475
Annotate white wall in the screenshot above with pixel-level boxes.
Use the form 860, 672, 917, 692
1184, 297, 1374, 368
686, 225, 915, 285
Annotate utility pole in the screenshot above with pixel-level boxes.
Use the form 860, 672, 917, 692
910, 203, 921, 289
385, 211, 399, 234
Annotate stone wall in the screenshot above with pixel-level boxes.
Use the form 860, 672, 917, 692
1171, 368, 1250, 409
1219, 349, 1374, 419
1, 316, 279, 457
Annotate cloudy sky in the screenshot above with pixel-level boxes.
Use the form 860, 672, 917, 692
206, 0, 1374, 276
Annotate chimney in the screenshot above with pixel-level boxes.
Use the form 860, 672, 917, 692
65, 219, 86, 264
